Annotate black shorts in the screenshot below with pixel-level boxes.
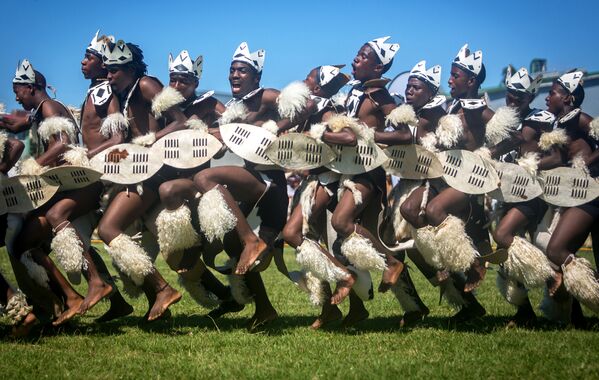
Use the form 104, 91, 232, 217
503, 197, 548, 226
577, 197, 599, 220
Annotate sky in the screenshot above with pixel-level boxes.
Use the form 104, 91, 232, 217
2, 0, 598, 111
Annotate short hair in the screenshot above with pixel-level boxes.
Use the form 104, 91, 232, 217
33, 70, 46, 89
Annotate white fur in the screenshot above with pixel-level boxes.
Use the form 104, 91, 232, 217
178, 276, 220, 308
114, 266, 143, 298
228, 272, 253, 305
517, 151, 540, 176
107, 234, 154, 286
185, 118, 209, 133
4, 290, 32, 325
436, 114, 463, 148
300, 179, 318, 235
277, 81, 310, 121
309, 123, 327, 142
571, 153, 589, 174
435, 215, 477, 273
419, 132, 439, 153
440, 274, 466, 308
38, 116, 77, 143
390, 180, 420, 241
412, 225, 443, 269
538, 128, 567, 152
51, 226, 87, 275
296, 239, 348, 282
305, 271, 327, 306
390, 271, 422, 313
340, 233, 386, 272
62, 145, 91, 167
474, 146, 492, 161
326, 115, 373, 141
485, 106, 519, 145
496, 269, 528, 306
589, 118, 599, 140
197, 187, 237, 242
219, 102, 248, 125
132, 132, 156, 146
502, 236, 554, 288
0, 131, 8, 162
386, 104, 418, 127
562, 256, 599, 313
261, 120, 279, 135
20, 251, 49, 288
338, 177, 362, 206
539, 286, 572, 323
151, 86, 185, 118
155, 204, 199, 258
100, 112, 129, 138
18, 157, 47, 175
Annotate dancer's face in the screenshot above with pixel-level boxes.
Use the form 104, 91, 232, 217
169, 73, 198, 100
229, 61, 259, 98
505, 89, 532, 115
351, 44, 381, 82
448, 65, 472, 99
405, 77, 434, 109
13, 84, 35, 111
81, 52, 106, 80
545, 82, 570, 115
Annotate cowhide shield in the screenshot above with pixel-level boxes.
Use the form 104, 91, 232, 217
383, 144, 443, 179
437, 149, 500, 194
265, 133, 336, 170
489, 161, 543, 202
325, 139, 387, 175
90, 143, 163, 184
0, 175, 59, 214
539, 167, 599, 207
42, 166, 102, 191
219, 123, 276, 165
151, 129, 222, 169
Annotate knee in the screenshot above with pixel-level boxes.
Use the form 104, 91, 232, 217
45, 207, 67, 229
492, 225, 513, 248
331, 213, 353, 238
546, 239, 566, 266
97, 221, 118, 245
281, 223, 301, 248
193, 172, 213, 193
400, 199, 419, 226
425, 202, 445, 226
158, 181, 177, 201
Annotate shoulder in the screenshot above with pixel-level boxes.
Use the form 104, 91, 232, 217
138, 76, 164, 100
41, 99, 68, 118
262, 88, 280, 103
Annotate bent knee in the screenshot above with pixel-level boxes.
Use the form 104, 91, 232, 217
45, 207, 68, 228
97, 222, 118, 245
193, 172, 215, 193
331, 215, 353, 238
492, 227, 513, 248
400, 200, 420, 225
425, 202, 446, 226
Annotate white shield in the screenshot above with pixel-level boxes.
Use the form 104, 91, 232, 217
42, 166, 102, 191
150, 129, 222, 169
383, 144, 443, 179
539, 167, 599, 207
265, 133, 336, 170
220, 123, 276, 165
325, 139, 387, 175
90, 143, 164, 184
437, 150, 500, 194
489, 161, 543, 202
0, 175, 59, 214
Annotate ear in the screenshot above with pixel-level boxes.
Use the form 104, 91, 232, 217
374, 63, 384, 75
466, 74, 476, 88
564, 93, 574, 106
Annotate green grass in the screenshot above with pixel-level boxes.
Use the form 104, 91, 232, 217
0, 246, 598, 379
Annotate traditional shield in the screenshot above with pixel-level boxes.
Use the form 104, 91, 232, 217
150, 129, 222, 169
489, 161, 543, 202
539, 167, 599, 207
0, 175, 59, 214
219, 123, 276, 165
437, 150, 500, 194
383, 144, 443, 179
90, 143, 163, 184
41, 166, 102, 191
265, 133, 336, 170
325, 139, 387, 175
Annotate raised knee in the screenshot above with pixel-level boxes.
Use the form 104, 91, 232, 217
425, 202, 445, 226
492, 226, 513, 248
331, 214, 353, 238
400, 199, 419, 225
45, 207, 66, 228
193, 172, 213, 193
282, 223, 300, 247
97, 222, 117, 245
158, 181, 177, 201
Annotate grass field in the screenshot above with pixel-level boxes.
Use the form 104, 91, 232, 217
0, 245, 598, 379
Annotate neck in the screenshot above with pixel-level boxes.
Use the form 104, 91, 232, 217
558, 104, 575, 118
90, 77, 107, 86
33, 92, 51, 109
234, 85, 260, 99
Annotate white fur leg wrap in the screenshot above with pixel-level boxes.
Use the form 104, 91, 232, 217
391, 273, 422, 313
277, 81, 310, 121
20, 251, 50, 288
412, 225, 443, 269
589, 117, 599, 140
485, 106, 519, 145
185, 118, 209, 133
386, 104, 418, 127
539, 286, 572, 323
562, 256, 599, 314
305, 271, 327, 306
38, 116, 77, 143
435, 215, 477, 273
300, 179, 318, 235
338, 177, 362, 206
296, 239, 348, 282
51, 226, 87, 275
219, 102, 248, 125
0, 131, 8, 162
156, 204, 199, 258
4, 290, 32, 325
390, 181, 419, 240
114, 266, 143, 298
62, 145, 91, 167
227, 274, 253, 305
496, 269, 528, 306
435, 114, 463, 148
340, 233, 386, 272
503, 236, 554, 288
178, 276, 220, 308
18, 157, 48, 175
107, 234, 154, 286
197, 187, 237, 242
100, 112, 129, 138
151, 86, 185, 118
441, 275, 467, 308
538, 128, 568, 152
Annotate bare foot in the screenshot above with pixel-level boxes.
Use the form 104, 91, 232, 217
53, 295, 84, 326
96, 294, 134, 323
147, 285, 182, 321
235, 238, 268, 275
331, 274, 356, 305
464, 260, 486, 292
436, 269, 450, 283
379, 259, 404, 293
247, 308, 278, 331
79, 281, 113, 315
12, 311, 38, 338
342, 305, 369, 327
548, 272, 563, 297
310, 305, 343, 330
